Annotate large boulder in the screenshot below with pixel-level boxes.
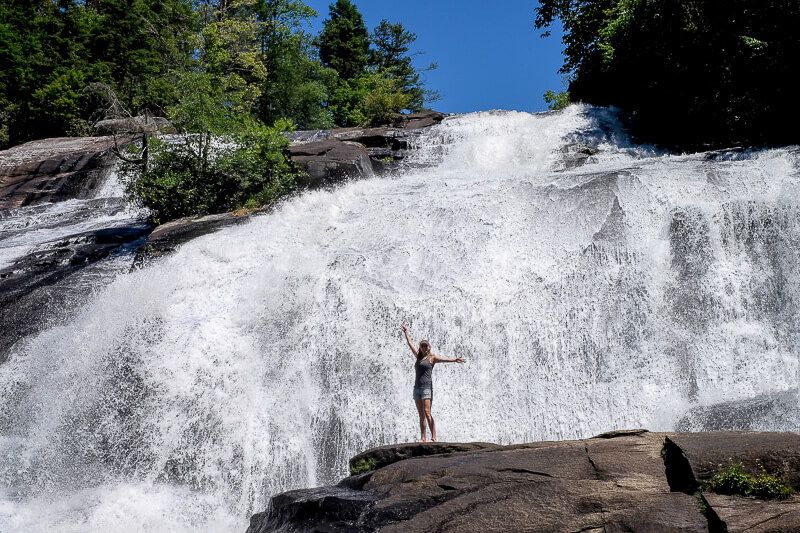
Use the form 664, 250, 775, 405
288, 139, 375, 187
394, 111, 445, 130
250, 431, 800, 533
286, 112, 444, 177
0, 136, 122, 209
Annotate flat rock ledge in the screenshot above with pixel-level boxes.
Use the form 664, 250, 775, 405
248, 431, 800, 533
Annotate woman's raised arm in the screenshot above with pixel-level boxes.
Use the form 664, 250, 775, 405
432, 354, 465, 364
401, 324, 418, 358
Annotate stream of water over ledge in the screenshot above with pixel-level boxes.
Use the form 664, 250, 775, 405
1, 106, 800, 531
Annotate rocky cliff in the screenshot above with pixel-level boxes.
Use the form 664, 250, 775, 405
249, 430, 800, 532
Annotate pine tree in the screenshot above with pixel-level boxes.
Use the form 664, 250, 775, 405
370, 20, 431, 112
318, 0, 369, 80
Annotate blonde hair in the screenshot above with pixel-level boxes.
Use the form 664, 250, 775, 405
416, 340, 431, 363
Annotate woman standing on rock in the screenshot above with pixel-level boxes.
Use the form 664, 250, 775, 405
401, 324, 465, 442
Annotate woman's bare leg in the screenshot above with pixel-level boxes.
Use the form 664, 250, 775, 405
424, 398, 436, 442
415, 399, 428, 442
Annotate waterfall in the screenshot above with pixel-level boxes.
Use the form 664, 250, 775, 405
1, 106, 799, 531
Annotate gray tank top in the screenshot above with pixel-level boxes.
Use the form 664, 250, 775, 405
414, 357, 434, 389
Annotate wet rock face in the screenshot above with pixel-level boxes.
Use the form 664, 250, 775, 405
0, 221, 151, 362
0, 136, 147, 361
288, 139, 375, 188
0, 136, 123, 209
250, 431, 800, 533
286, 113, 444, 182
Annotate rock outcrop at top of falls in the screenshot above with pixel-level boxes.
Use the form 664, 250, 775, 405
286, 111, 445, 185
0, 136, 125, 209
248, 430, 800, 533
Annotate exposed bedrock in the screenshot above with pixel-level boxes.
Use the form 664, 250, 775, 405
0, 136, 125, 210
250, 431, 800, 533
0, 137, 149, 360
0, 222, 151, 362
286, 110, 445, 183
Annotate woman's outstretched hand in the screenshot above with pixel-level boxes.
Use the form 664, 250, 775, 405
401, 323, 408, 333
454, 357, 466, 363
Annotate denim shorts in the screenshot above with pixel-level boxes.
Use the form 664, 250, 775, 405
413, 387, 433, 400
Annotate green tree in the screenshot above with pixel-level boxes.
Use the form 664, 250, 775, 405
328, 71, 410, 127
543, 90, 570, 111
82, 0, 196, 113
252, 0, 336, 128
370, 19, 435, 112
535, 0, 800, 148
125, 11, 297, 223
318, 0, 370, 80
0, 0, 196, 147
0, 0, 81, 145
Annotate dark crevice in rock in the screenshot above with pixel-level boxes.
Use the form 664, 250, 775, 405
594, 429, 649, 439
584, 444, 609, 530
585, 444, 601, 481
741, 509, 794, 531
665, 438, 729, 532
697, 492, 728, 533
497, 467, 554, 477
663, 436, 699, 493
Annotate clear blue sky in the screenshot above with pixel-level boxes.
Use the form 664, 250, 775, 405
303, 0, 567, 114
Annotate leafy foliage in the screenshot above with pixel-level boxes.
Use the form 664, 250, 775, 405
544, 90, 571, 111
127, 123, 295, 224
124, 5, 297, 223
1, 0, 438, 222
253, 0, 336, 128
371, 20, 436, 112
318, 4, 435, 126
318, 0, 370, 81
350, 457, 378, 475
535, 0, 800, 148
0, 0, 196, 148
329, 72, 412, 127
1, 0, 435, 148
704, 462, 793, 500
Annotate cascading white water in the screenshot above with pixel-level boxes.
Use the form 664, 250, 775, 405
1, 106, 799, 531
0, 164, 142, 270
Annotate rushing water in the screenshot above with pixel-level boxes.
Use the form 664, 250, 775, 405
1, 106, 800, 531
